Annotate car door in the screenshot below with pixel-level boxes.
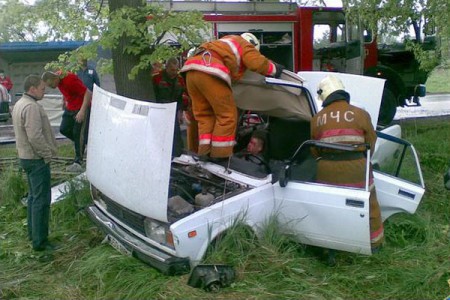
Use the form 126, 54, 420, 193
372, 131, 425, 221
273, 141, 373, 255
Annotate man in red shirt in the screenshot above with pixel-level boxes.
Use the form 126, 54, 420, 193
42, 71, 92, 172
0, 69, 13, 92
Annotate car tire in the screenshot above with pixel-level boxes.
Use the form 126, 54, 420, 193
378, 88, 397, 126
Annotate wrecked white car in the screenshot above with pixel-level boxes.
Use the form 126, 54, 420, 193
86, 71, 425, 275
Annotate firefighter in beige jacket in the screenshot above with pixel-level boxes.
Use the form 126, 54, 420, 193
12, 75, 58, 251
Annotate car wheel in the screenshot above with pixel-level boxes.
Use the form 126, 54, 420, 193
378, 88, 397, 126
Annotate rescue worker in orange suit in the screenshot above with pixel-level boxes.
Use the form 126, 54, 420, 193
180, 33, 284, 161
310, 75, 384, 253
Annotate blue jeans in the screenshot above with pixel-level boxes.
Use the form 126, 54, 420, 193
20, 159, 51, 250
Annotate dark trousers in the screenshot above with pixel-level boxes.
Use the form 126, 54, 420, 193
60, 110, 84, 163
20, 159, 51, 250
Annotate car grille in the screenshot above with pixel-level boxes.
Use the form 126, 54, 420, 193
100, 193, 146, 236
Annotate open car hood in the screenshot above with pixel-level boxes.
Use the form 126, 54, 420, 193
233, 70, 385, 128
86, 87, 176, 223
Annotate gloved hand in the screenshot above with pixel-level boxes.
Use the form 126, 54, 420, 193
274, 62, 285, 79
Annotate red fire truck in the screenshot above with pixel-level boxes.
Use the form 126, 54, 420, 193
156, 0, 430, 126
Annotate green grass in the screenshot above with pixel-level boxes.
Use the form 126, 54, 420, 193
426, 64, 450, 94
1, 118, 450, 299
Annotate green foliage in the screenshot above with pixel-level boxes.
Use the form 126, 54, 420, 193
0, 0, 108, 42
343, 0, 448, 71
406, 40, 440, 72
39, 1, 210, 81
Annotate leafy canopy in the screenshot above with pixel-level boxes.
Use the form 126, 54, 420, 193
0, 0, 209, 78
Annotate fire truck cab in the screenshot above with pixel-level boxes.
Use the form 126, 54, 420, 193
154, 0, 429, 126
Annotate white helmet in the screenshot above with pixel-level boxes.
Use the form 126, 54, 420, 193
187, 47, 197, 58
317, 75, 345, 101
241, 32, 260, 51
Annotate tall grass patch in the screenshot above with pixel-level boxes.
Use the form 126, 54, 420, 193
426, 65, 450, 93
1, 117, 450, 299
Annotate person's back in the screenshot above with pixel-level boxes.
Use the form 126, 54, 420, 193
42, 71, 92, 172
312, 99, 375, 186
180, 33, 283, 160
310, 75, 383, 253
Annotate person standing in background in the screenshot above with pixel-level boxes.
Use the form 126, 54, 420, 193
42, 71, 92, 173
77, 58, 100, 150
12, 75, 58, 251
76, 58, 100, 92
0, 69, 13, 92
152, 57, 186, 157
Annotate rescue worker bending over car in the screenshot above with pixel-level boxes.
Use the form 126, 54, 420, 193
180, 33, 284, 162
310, 75, 384, 253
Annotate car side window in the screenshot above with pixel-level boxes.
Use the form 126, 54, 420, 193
373, 132, 424, 187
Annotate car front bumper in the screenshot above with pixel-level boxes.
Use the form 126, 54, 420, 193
86, 205, 190, 275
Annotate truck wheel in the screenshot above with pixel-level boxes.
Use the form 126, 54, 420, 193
377, 88, 397, 126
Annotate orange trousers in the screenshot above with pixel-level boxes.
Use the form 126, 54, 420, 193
185, 71, 237, 158
369, 187, 384, 250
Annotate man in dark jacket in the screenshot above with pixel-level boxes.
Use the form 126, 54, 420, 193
152, 57, 186, 157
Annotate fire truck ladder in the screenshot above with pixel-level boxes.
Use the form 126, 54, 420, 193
147, 0, 298, 14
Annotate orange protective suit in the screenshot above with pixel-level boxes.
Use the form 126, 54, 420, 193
311, 93, 384, 251
180, 35, 278, 158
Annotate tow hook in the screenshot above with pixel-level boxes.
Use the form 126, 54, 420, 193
187, 264, 235, 292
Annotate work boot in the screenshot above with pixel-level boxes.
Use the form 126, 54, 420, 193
33, 241, 61, 252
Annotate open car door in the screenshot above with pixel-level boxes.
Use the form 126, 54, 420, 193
273, 133, 425, 255
372, 131, 425, 221
274, 141, 373, 255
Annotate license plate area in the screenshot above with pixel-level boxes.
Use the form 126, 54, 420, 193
108, 235, 131, 256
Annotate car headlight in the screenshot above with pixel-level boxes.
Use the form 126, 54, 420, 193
143, 218, 174, 248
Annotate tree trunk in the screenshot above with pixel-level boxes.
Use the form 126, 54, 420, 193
108, 0, 155, 101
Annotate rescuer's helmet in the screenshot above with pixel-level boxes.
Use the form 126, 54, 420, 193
241, 32, 260, 51
317, 75, 345, 101
187, 47, 197, 58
